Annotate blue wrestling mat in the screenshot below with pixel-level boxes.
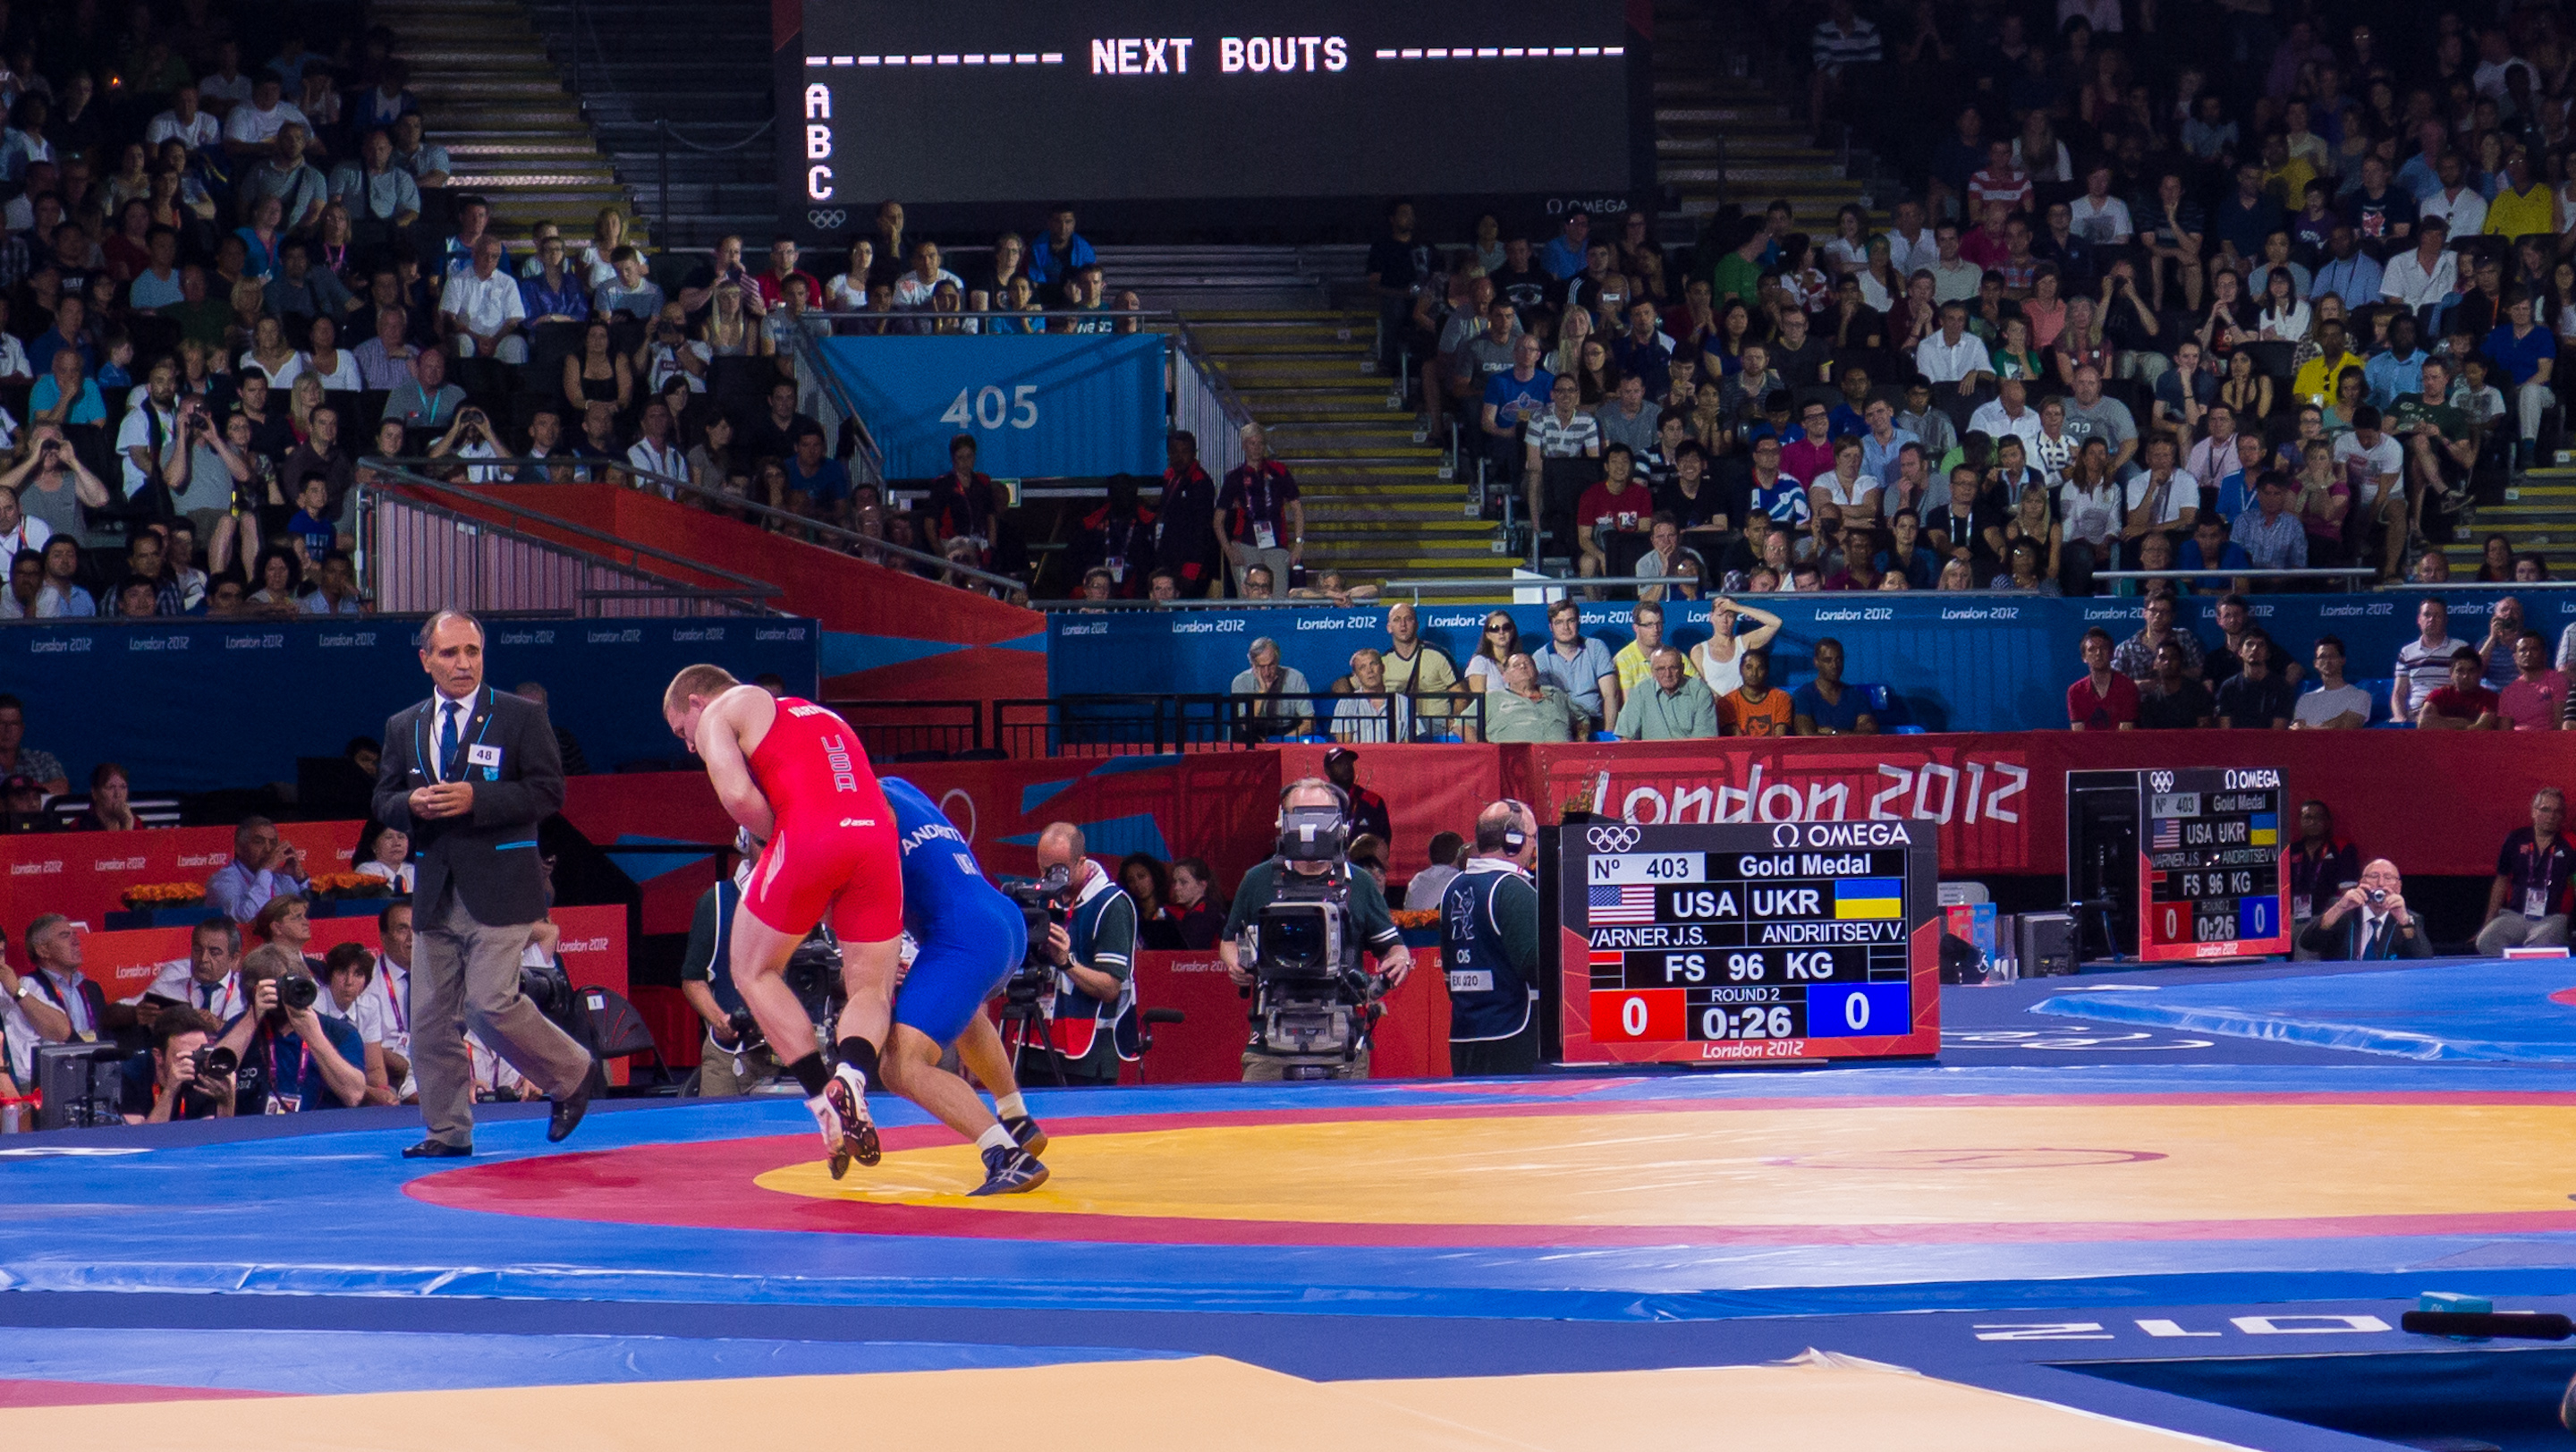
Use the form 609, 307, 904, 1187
2034, 958, 2576, 1062
10, 991, 2576, 1449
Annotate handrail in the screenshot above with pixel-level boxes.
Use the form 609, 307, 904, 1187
364, 454, 1028, 598
802, 308, 1184, 327
358, 460, 783, 601
2091, 568, 2381, 582
786, 327, 887, 490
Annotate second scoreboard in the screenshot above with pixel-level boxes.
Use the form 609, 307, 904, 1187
1557, 821, 1940, 1066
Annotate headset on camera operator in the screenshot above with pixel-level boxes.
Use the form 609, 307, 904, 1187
1221, 777, 1414, 1082
211, 944, 369, 1114
1025, 822, 1138, 1087
120, 1006, 233, 1124
1444, 799, 1544, 1076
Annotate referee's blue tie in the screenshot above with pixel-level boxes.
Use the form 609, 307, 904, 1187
438, 701, 464, 783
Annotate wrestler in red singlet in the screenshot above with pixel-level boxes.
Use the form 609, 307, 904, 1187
740, 697, 904, 944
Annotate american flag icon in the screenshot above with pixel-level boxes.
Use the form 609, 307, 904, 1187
1589, 884, 1657, 924
2150, 819, 2180, 850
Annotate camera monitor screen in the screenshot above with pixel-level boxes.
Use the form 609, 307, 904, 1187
777, 0, 1648, 238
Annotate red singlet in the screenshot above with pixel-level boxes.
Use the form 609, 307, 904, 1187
739, 697, 902, 942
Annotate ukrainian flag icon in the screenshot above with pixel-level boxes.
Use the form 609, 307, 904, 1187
2249, 811, 2279, 847
1834, 878, 1903, 919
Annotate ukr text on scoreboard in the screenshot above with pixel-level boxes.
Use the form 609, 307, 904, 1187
1556, 821, 1939, 1066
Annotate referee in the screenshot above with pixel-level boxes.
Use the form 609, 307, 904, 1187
1440, 799, 1543, 1076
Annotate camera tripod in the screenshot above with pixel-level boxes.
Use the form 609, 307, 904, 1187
997, 993, 1069, 1088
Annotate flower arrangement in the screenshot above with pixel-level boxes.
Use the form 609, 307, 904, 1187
309, 872, 393, 899
121, 882, 206, 909
1390, 908, 1441, 930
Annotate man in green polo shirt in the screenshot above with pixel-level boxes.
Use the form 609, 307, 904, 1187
1613, 648, 1720, 740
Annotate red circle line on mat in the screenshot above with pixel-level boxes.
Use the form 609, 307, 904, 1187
402, 1094, 2576, 1250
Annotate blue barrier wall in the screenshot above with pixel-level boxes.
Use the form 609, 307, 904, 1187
815, 335, 1165, 480
1046, 589, 2576, 733
0, 616, 818, 794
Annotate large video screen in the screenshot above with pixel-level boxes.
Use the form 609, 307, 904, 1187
778, 0, 1644, 238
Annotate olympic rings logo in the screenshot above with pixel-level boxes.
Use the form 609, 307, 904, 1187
807, 208, 848, 230
2148, 771, 2174, 793
1587, 826, 1640, 852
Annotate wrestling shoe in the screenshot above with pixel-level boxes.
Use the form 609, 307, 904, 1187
968, 1145, 1049, 1196
1001, 1113, 1048, 1157
824, 1066, 880, 1178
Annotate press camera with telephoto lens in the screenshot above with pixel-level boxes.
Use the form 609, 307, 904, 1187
182, 1044, 237, 1112
275, 969, 319, 1013
1244, 803, 1380, 1079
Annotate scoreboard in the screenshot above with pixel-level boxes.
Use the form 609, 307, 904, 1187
2137, 767, 2290, 961
1555, 820, 1939, 1066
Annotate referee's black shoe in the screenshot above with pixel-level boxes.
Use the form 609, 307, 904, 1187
1002, 1113, 1048, 1157
547, 1078, 591, 1143
969, 1146, 1048, 1196
402, 1139, 471, 1159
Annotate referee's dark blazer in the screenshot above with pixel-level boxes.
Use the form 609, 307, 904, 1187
2296, 908, 2435, 962
371, 685, 565, 926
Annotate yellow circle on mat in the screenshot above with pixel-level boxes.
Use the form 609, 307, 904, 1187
756, 1103, 2576, 1226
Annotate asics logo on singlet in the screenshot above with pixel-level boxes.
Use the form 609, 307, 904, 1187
818, 733, 860, 792
787, 705, 833, 718
839, 817, 877, 828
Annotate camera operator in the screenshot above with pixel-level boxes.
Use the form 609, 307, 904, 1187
1222, 777, 1414, 1082
679, 845, 785, 1095
2298, 858, 2433, 961
119, 1006, 233, 1124
1444, 800, 1543, 1076
212, 945, 369, 1114
1027, 821, 1137, 1087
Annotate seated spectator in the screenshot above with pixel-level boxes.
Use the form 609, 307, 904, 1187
383, 344, 465, 429
4, 914, 109, 1086
2066, 627, 2139, 730
2136, 639, 2215, 729
1229, 636, 1313, 741
439, 236, 529, 363
2213, 633, 2294, 727
1482, 652, 1582, 743
1791, 637, 1877, 736
1716, 648, 1795, 736
595, 247, 665, 320
1575, 446, 1655, 582
1531, 599, 1620, 733
356, 822, 415, 894
2177, 514, 2252, 593
2298, 859, 2430, 961
313, 941, 396, 1103
2499, 633, 2570, 731
1402, 834, 1470, 913
301, 550, 363, 616
1148, 856, 1226, 950
2292, 635, 2372, 729
2416, 646, 2503, 730
206, 815, 309, 921
1331, 649, 1412, 744
2475, 789, 2576, 955
2233, 472, 2309, 577
1613, 648, 1719, 740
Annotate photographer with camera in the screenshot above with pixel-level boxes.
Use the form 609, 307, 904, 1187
210, 944, 369, 1114
1222, 778, 1414, 1082
2298, 858, 2434, 961
1025, 821, 1138, 1088
427, 404, 507, 484
678, 841, 787, 1096
1444, 800, 1544, 1076
119, 1006, 233, 1123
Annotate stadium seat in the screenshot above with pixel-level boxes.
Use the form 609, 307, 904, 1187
1860, 684, 1916, 731
580, 986, 674, 1091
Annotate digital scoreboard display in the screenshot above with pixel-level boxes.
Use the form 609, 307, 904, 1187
779, 0, 1646, 237
2136, 767, 2290, 961
1556, 821, 1939, 1066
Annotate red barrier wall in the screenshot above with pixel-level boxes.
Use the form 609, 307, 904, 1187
0, 820, 365, 936
1117, 947, 1452, 1084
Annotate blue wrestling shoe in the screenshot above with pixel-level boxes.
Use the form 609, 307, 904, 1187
969, 1145, 1048, 1196
1001, 1113, 1047, 1157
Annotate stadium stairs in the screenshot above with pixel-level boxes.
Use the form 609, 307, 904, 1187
1651, 8, 1877, 227
524, 0, 776, 250
2445, 464, 2576, 575
375, 0, 637, 244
